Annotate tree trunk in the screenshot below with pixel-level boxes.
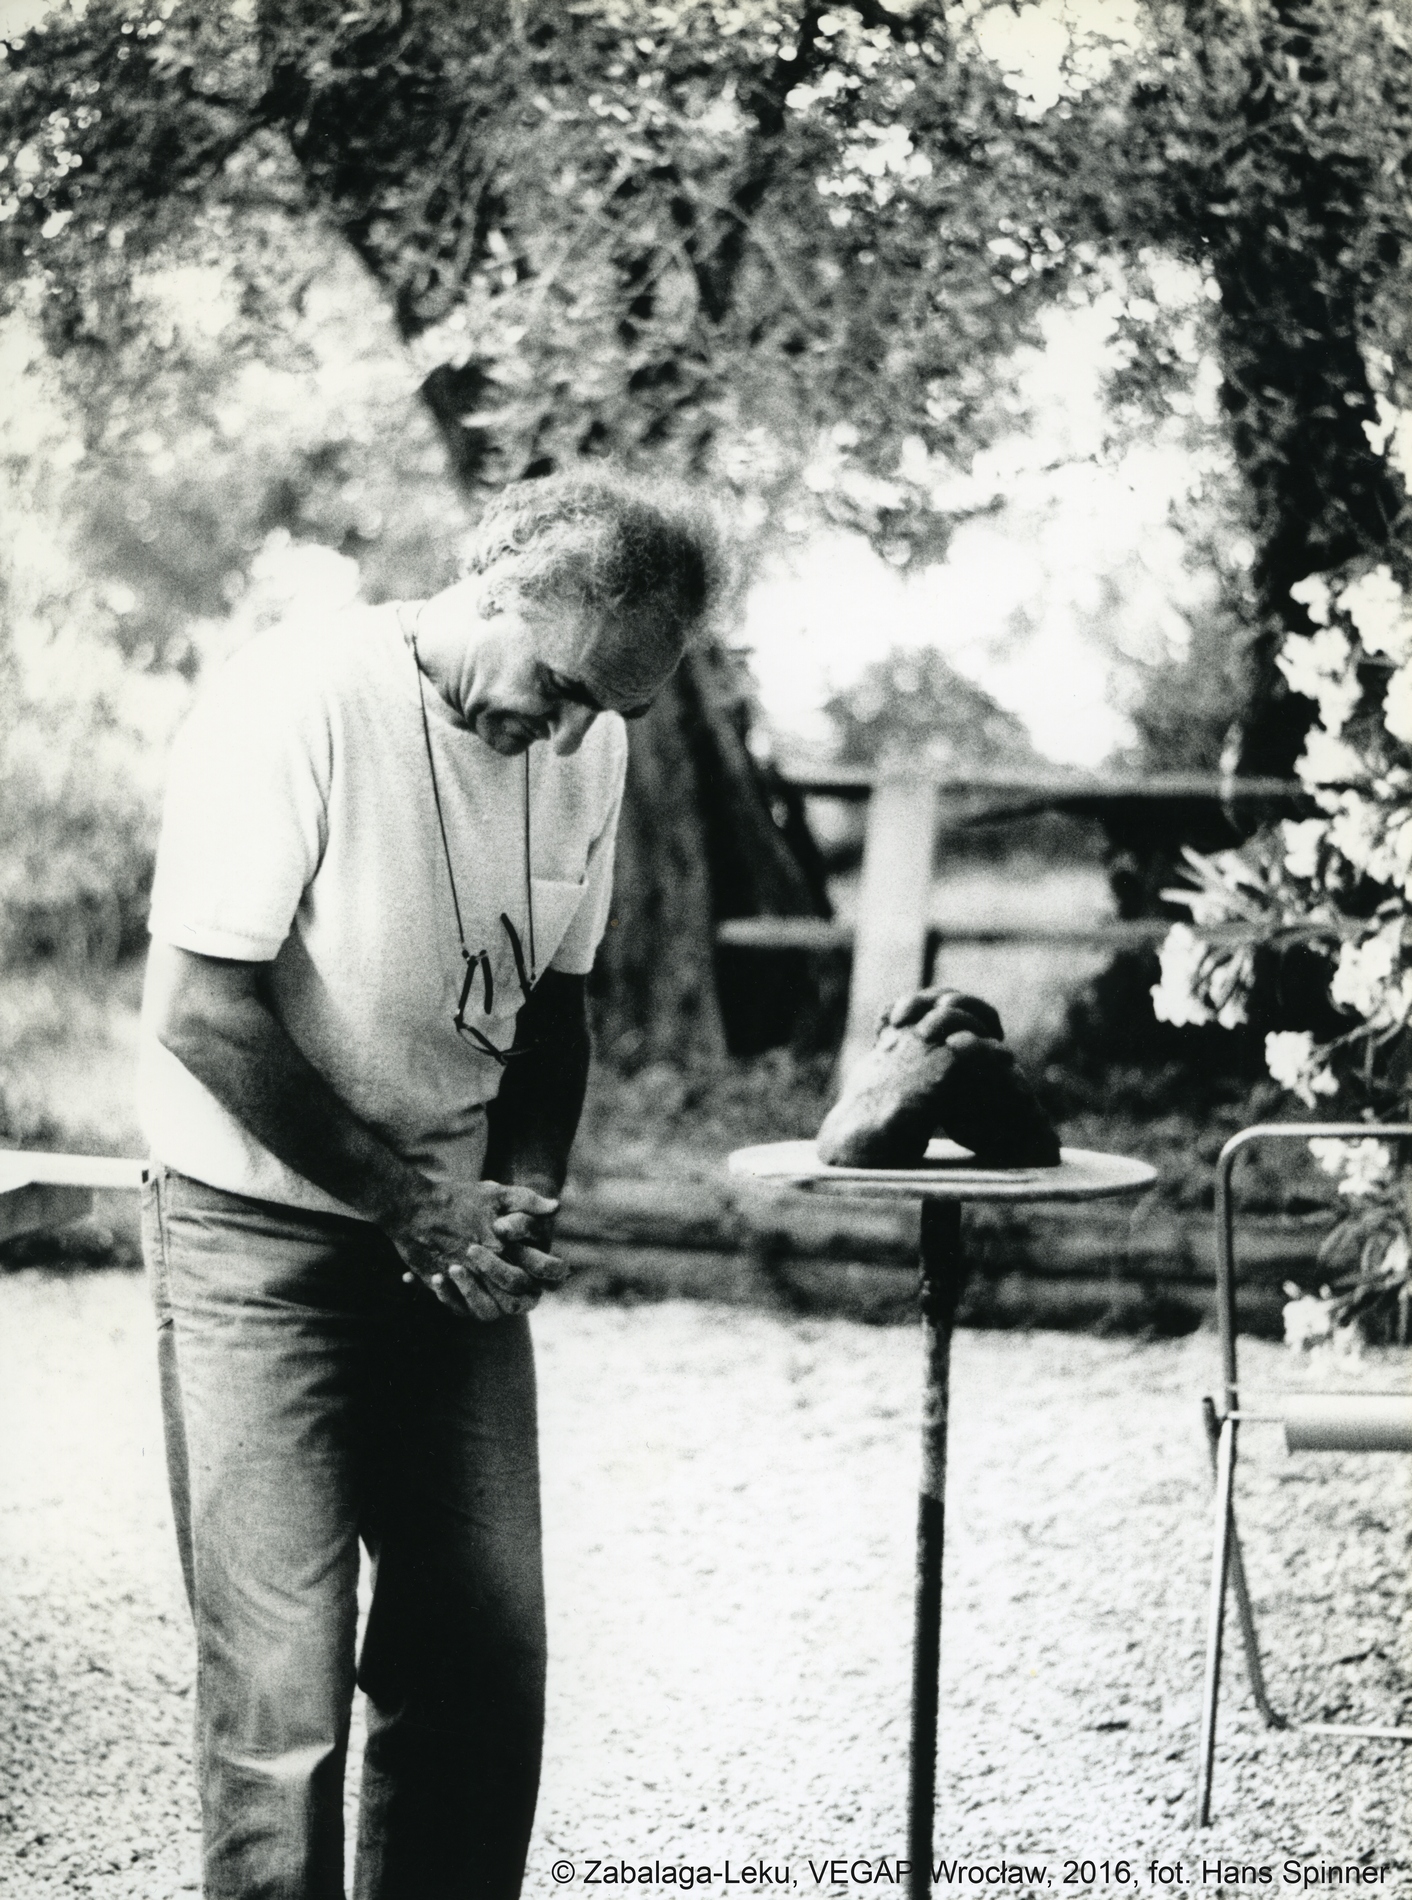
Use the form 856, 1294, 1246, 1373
1085, 0, 1408, 905
592, 645, 833, 1068
1194, 0, 1408, 775
1214, 217, 1404, 778
591, 666, 726, 1071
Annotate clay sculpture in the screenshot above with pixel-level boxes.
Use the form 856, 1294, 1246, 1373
816, 985, 1061, 1169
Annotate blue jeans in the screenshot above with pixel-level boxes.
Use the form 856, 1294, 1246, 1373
142, 1165, 546, 1900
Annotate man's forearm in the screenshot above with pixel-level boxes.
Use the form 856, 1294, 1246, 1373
483, 1028, 591, 1197
148, 944, 563, 1322
159, 970, 421, 1229
483, 973, 592, 1199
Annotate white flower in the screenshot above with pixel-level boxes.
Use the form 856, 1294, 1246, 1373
1183, 889, 1235, 929
1328, 1319, 1366, 1361
1281, 817, 1326, 881
1309, 1136, 1393, 1199
1282, 1291, 1335, 1352
1277, 625, 1350, 697
1339, 564, 1412, 663
1318, 672, 1362, 734
1201, 943, 1254, 1030
1277, 634, 1322, 701
1211, 964, 1250, 1030
1296, 727, 1364, 787
1278, 627, 1362, 733
1330, 923, 1403, 1019
1383, 660, 1412, 746
1362, 393, 1400, 460
1378, 1230, 1409, 1282
1265, 1030, 1314, 1090
1390, 966, 1412, 1028
1150, 923, 1211, 1026
1264, 1030, 1337, 1107
1150, 925, 1254, 1029
1328, 796, 1389, 880
1391, 409, 1412, 492
1289, 572, 1333, 626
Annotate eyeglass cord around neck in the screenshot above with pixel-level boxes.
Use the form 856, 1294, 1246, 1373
408, 623, 537, 1022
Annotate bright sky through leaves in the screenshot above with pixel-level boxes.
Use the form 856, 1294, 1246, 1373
746, 283, 1225, 768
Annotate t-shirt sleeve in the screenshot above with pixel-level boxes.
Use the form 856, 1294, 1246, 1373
550, 717, 628, 976
147, 641, 332, 962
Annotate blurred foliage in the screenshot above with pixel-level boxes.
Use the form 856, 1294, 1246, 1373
0, 235, 467, 969
0, 326, 182, 968
0, 959, 140, 1153
4, 0, 1404, 611
0, 0, 1075, 564
0, 0, 1408, 1088
4, 205, 471, 674
1074, 0, 1412, 776
818, 638, 1096, 871
822, 641, 1040, 768
1125, 606, 1248, 776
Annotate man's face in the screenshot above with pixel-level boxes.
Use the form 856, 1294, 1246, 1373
466, 603, 671, 757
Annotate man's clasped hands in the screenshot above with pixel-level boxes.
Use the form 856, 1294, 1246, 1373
391, 1175, 567, 1320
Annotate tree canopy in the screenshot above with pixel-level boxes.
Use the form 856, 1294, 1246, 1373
0, 2, 1133, 558
5, 0, 1407, 658
824, 641, 1041, 769
1076, 0, 1412, 774
3, 0, 1410, 1054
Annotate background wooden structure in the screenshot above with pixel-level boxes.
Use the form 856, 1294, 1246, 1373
716, 766, 1306, 1070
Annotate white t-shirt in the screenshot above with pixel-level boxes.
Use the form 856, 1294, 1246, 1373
137, 601, 627, 1215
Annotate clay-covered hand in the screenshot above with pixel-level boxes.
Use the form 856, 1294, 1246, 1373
880, 986, 1005, 1044
816, 987, 1060, 1170
916, 1031, 1060, 1167
387, 1176, 561, 1320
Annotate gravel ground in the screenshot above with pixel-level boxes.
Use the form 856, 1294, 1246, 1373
0, 1268, 1407, 1899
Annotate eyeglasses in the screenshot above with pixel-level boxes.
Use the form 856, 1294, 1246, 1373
409, 623, 538, 1068
454, 912, 535, 1067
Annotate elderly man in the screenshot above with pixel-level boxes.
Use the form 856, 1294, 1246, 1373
137, 472, 722, 1900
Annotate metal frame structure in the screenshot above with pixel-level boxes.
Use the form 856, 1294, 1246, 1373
1196, 1122, 1412, 1826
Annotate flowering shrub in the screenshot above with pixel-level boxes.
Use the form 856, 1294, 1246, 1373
1151, 556, 1412, 1345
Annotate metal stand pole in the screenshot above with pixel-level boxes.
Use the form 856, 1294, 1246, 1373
1199, 1397, 1285, 1731
1196, 1411, 1237, 1826
908, 1200, 967, 1900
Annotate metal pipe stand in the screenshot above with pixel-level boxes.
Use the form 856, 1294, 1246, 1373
907, 1200, 967, 1900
